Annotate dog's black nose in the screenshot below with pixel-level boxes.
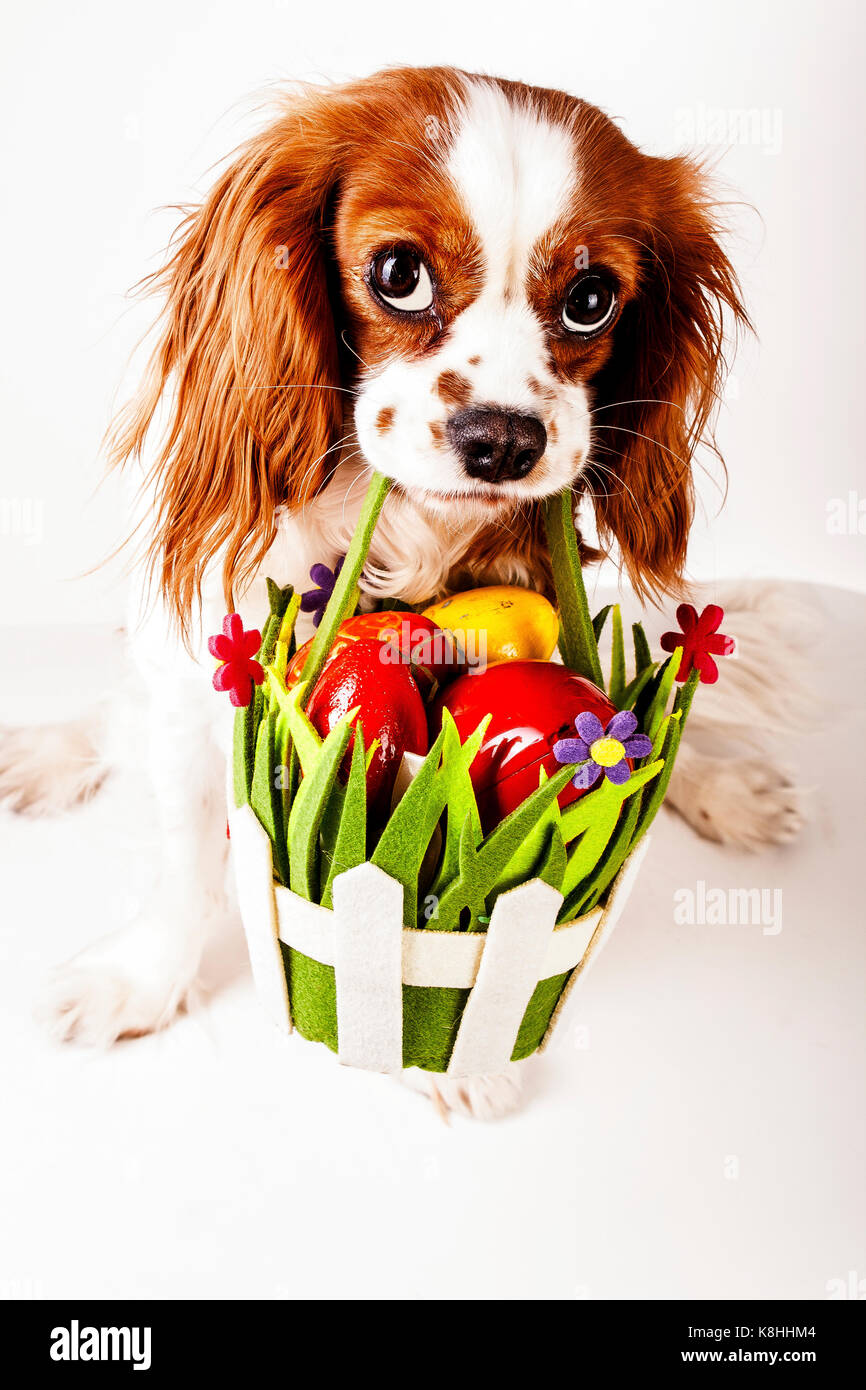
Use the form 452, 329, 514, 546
447, 407, 547, 483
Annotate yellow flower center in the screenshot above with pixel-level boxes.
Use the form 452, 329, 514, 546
590, 736, 625, 768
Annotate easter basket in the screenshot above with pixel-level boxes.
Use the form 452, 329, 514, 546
222, 473, 729, 1075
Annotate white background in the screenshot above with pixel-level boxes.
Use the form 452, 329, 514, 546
1, 0, 864, 628
1, 2, 864, 1306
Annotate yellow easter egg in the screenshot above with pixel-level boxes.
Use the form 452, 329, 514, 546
423, 585, 559, 667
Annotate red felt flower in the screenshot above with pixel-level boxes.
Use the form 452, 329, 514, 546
208, 614, 263, 707
660, 603, 735, 684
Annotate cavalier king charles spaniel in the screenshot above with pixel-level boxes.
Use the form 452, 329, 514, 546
0, 67, 806, 1118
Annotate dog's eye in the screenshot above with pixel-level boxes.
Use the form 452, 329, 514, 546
370, 249, 434, 312
561, 273, 617, 335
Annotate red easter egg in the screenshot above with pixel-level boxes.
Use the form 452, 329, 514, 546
286, 612, 459, 696
432, 660, 622, 831
306, 638, 429, 813
285, 634, 351, 690
340, 612, 461, 693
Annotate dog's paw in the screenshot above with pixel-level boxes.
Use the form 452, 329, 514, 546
37, 921, 201, 1047
674, 755, 805, 850
0, 722, 106, 816
410, 1069, 525, 1122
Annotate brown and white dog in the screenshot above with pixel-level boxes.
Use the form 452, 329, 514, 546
0, 68, 806, 1118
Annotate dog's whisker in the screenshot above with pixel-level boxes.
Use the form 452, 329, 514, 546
230, 382, 359, 395
584, 455, 647, 508
340, 331, 373, 372
581, 455, 653, 553
585, 397, 686, 417
293, 431, 359, 500
590, 423, 692, 474
338, 458, 374, 526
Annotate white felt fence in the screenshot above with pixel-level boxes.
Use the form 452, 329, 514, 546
228, 797, 650, 1077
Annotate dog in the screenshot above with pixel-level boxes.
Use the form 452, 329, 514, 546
0, 67, 806, 1119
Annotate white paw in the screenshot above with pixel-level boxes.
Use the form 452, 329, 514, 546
680, 757, 805, 850
37, 919, 202, 1047
410, 1068, 525, 1122
0, 722, 106, 816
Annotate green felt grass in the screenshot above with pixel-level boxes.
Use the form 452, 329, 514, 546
645, 649, 683, 740
559, 760, 661, 893
621, 661, 658, 711
232, 701, 256, 807
632, 620, 653, 673
537, 820, 567, 891
511, 971, 571, 1060
319, 730, 368, 910
288, 714, 354, 901
298, 471, 391, 703
281, 944, 572, 1072
425, 714, 487, 902
609, 604, 626, 705
371, 723, 450, 924
488, 770, 565, 901
543, 490, 604, 686
431, 762, 577, 932
575, 788, 643, 916
592, 603, 613, 642
260, 582, 298, 666
250, 711, 289, 885
267, 675, 323, 777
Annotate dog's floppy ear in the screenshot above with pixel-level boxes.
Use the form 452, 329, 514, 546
110, 93, 350, 637
587, 156, 750, 599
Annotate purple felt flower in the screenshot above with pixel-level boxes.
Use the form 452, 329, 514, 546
553, 709, 653, 790
300, 557, 344, 628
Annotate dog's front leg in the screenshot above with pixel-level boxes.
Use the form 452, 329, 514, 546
41, 682, 228, 1046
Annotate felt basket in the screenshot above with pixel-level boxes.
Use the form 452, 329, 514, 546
229, 785, 650, 1075
223, 475, 709, 1078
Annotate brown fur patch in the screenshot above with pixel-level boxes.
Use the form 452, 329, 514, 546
445, 501, 600, 602
528, 375, 556, 406
435, 370, 472, 408
468, 355, 481, 367
332, 69, 483, 370
429, 420, 446, 445
376, 406, 395, 433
